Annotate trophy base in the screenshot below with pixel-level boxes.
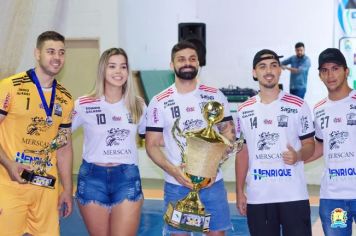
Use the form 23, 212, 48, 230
164, 203, 211, 232
21, 170, 56, 189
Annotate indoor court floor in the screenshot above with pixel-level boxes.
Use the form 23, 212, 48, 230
58, 178, 354, 236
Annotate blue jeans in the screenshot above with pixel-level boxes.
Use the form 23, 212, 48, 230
319, 199, 356, 236
290, 88, 306, 99
163, 180, 231, 235
75, 160, 143, 208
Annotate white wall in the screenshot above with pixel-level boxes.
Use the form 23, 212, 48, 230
17, 0, 120, 71
10, 0, 335, 184
15, 0, 334, 109
118, 0, 334, 107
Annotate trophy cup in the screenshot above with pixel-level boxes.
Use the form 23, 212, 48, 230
164, 101, 243, 232
20, 129, 69, 189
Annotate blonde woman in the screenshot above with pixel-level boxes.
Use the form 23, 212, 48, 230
72, 48, 145, 236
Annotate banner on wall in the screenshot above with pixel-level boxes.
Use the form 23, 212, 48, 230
335, 0, 356, 88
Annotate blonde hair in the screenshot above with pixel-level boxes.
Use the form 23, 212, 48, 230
88, 48, 144, 123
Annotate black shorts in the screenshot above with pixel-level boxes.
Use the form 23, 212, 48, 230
246, 200, 311, 236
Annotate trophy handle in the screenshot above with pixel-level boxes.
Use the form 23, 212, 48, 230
220, 132, 244, 165
172, 118, 187, 163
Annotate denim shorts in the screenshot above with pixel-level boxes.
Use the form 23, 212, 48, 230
163, 179, 232, 235
319, 199, 356, 236
75, 160, 143, 208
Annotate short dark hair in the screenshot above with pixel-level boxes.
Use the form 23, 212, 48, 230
295, 42, 304, 49
36, 31, 65, 49
171, 41, 198, 62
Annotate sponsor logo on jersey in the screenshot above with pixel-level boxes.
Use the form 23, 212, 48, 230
186, 106, 195, 112
236, 118, 241, 134
22, 138, 49, 148
112, 116, 122, 121
252, 168, 292, 180
277, 115, 288, 127
85, 106, 102, 113
126, 113, 133, 123
163, 99, 176, 108
1, 93, 10, 110
242, 110, 254, 118
15, 151, 53, 168
346, 112, 356, 125
255, 152, 283, 160
330, 208, 348, 229
329, 131, 348, 150
54, 103, 62, 117
333, 117, 342, 123
350, 104, 356, 110
106, 128, 130, 146
27, 116, 50, 135
56, 95, 68, 104
301, 116, 310, 133
16, 88, 30, 96
315, 109, 325, 119
182, 119, 204, 132
264, 119, 272, 125
153, 108, 159, 123
280, 106, 298, 114
329, 167, 356, 179
200, 94, 214, 100
103, 149, 132, 155
257, 132, 279, 150
328, 151, 355, 161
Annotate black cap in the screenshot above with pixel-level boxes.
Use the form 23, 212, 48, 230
252, 49, 283, 81
318, 48, 347, 69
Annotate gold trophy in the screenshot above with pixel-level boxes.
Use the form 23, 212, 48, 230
164, 101, 243, 232
21, 129, 69, 188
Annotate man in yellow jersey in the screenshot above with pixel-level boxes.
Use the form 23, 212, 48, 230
0, 31, 74, 236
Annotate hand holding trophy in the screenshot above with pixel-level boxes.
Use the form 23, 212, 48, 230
21, 129, 69, 188
164, 101, 243, 232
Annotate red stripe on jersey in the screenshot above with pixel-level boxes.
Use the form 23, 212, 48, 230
79, 97, 101, 105
238, 97, 257, 111
157, 88, 174, 101
199, 84, 217, 93
314, 98, 327, 109
352, 94, 356, 100
281, 94, 303, 107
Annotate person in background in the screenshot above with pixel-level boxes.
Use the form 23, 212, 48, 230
0, 31, 73, 236
281, 42, 311, 99
72, 47, 145, 236
236, 49, 315, 236
306, 48, 356, 236
145, 41, 236, 236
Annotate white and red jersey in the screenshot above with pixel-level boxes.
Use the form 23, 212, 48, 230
146, 83, 233, 185
314, 90, 356, 199
237, 91, 315, 204
72, 96, 146, 165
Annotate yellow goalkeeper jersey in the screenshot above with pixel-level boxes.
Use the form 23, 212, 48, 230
0, 70, 73, 186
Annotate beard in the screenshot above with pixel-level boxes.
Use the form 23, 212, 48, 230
174, 66, 198, 80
